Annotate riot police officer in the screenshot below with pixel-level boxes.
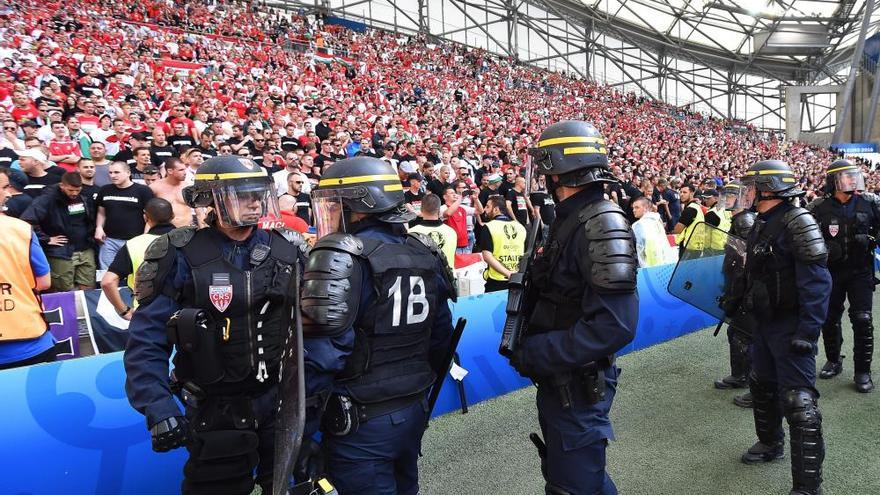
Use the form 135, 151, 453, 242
301, 157, 455, 494
808, 159, 880, 393
511, 121, 639, 494
715, 181, 757, 409
739, 160, 831, 495
123, 156, 308, 495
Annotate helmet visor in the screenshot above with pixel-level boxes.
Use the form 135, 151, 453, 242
834, 168, 865, 193
311, 189, 346, 238
527, 147, 553, 174
743, 183, 757, 208
722, 186, 747, 211
211, 180, 280, 228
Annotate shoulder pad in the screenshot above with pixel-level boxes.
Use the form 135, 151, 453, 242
274, 228, 309, 258
144, 233, 170, 261
168, 226, 196, 248
302, 238, 361, 337
783, 207, 828, 264
731, 211, 756, 238
805, 197, 824, 212
313, 232, 364, 256
407, 232, 458, 302
581, 201, 637, 293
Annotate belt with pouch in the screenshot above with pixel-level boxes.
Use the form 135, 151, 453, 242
322, 393, 424, 436
540, 355, 615, 409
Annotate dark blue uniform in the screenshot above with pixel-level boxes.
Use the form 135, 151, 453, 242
809, 193, 880, 387
519, 187, 639, 495
124, 227, 311, 495
742, 201, 831, 494
303, 219, 454, 495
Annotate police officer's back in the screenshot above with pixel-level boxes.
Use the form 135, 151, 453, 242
511, 121, 639, 495
808, 159, 880, 392
301, 157, 455, 494
123, 156, 308, 495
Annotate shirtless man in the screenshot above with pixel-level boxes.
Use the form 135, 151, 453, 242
148, 157, 194, 227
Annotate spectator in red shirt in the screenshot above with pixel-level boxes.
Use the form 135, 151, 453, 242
46, 121, 82, 172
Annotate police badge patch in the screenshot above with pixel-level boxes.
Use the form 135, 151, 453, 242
828, 220, 839, 237
209, 273, 233, 312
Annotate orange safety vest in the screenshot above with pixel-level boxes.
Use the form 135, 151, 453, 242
0, 215, 48, 341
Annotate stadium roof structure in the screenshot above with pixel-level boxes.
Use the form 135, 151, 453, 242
272, 0, 880, 131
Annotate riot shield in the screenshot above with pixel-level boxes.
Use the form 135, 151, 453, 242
667, 222, 746, 321
273, 266, 306, 495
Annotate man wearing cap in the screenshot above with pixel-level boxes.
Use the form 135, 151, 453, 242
113, 131, 150, 170
18, 148, 61, 198
3, 168, 33, 218
404, 173, 425, 218
479, 173, 504, 209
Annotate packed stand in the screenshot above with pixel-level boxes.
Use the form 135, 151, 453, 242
0, 0, 873, 295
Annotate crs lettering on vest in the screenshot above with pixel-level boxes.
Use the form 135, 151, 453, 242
0, 283, 17, 311
209, 273, 233, 313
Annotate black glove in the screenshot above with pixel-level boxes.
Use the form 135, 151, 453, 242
790, 338, 814, 355
150, 416, 190, 453
509, 349, 534, 379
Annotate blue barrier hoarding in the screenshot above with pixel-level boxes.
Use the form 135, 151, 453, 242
0, 262, 715, 494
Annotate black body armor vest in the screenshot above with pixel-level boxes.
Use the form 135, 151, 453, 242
812, 196, 877, 269
744, 211, 798, 315
338, 236, 442, 405
172, 228, 300, 389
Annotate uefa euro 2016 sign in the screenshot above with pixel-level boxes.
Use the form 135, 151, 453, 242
832, 143, 879, 154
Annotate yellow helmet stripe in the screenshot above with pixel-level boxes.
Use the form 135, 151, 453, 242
383, 183, 403, 191
826, 165, 860, 174
537, 136, 605, 148
724, 184, 741, 189
194, 171, 268, 180
563, 146, 607, 155
319, 174, 400, 187
744, 169, 794, 176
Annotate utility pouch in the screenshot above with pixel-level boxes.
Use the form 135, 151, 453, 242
321, 395, 359, 437
168, 308, 225, 385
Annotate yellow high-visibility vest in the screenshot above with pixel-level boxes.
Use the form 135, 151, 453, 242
409, 222, 458, 268
126, 233, 158, 308
0, 215, 48, 341
676, 202, 706, 250
709, 208, 732, 250
484, 219, 526, 281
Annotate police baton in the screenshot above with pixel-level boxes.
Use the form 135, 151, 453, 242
425, 317, 467, 427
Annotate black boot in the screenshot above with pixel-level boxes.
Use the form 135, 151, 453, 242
818, 322, 843, 379
742, 374, 784, 464
783, 389, 824, 495
852, 312, 874, 393
733, 392, 754, 408
716, 332, 750, 389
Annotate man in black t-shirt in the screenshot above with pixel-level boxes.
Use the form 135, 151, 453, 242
168, 121, 196, 152
113, 132, 150, 170
403, 173, 425, 219
529, 178, 555, 226
505, 176, 532, 226
94, 162, 155, 270
149, 129, 176, 170
18, 149, 61, 198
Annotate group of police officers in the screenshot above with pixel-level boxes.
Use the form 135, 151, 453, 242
121, 118, 875, 495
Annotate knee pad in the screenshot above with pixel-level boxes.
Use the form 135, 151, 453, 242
851, 311, 873, 331
782, 389, 821, 428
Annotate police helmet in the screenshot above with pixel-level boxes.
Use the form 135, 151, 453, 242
824, 159, 864, 195
312, 156, 414, 237
721, 181, 746, 211
741, 160, 803, 199
528, 120, 615, 187
184, 155, 280, 228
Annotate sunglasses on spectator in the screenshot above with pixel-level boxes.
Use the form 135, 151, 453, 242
4, 126, 16, 131
294, 181, 304, 184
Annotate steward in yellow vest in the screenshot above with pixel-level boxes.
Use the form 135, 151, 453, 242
100, 198, 175, 317
701, 189, 732, 252
477, 197, 526, 292
0, 168, 55, 369
408, 193, 458, 268
674, 185, 705, 252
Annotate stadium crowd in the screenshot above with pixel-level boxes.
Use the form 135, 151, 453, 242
0, 0, 874, 296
